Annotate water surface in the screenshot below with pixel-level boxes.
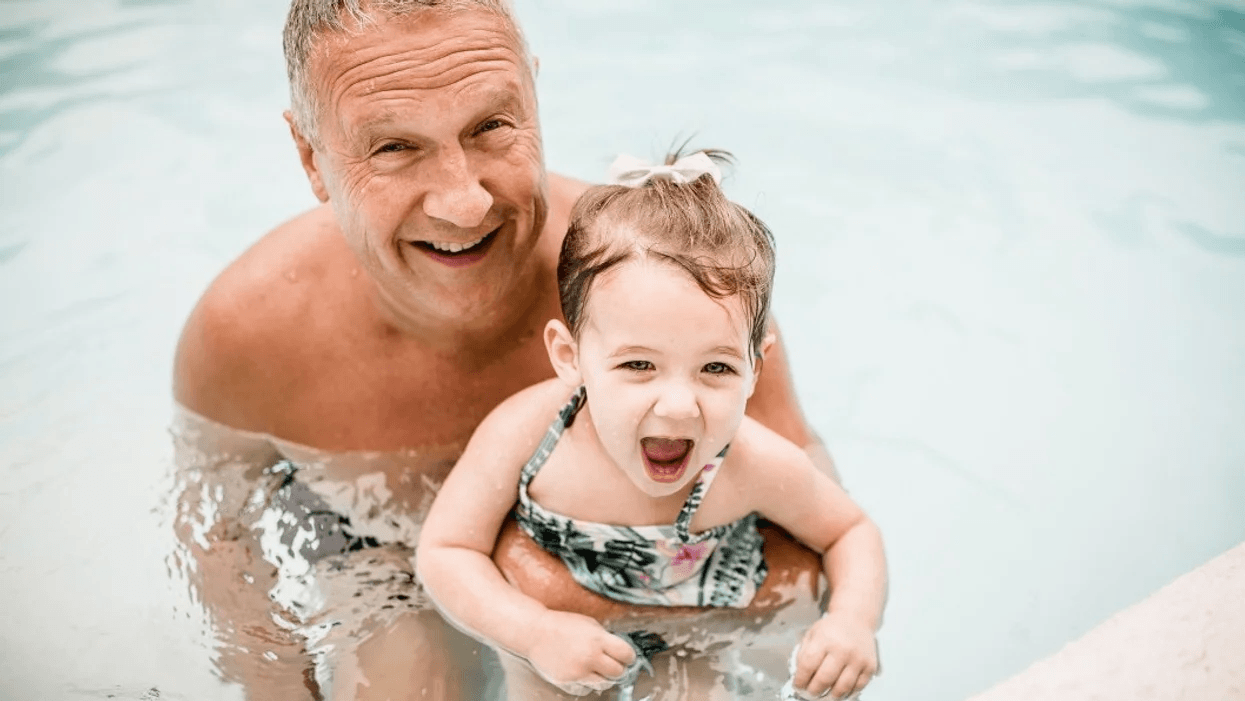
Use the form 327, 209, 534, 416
2, 0, 1243, 699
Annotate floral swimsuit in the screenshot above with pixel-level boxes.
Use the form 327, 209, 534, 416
515, 387, 768, 608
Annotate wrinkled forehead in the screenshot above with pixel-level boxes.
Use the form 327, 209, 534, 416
307, 7, 534, 121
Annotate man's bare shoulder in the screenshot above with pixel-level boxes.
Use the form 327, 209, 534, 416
173, 205, 342, 431
548, 171, 592, 206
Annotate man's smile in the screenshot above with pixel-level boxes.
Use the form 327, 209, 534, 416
408, 226, 500, 267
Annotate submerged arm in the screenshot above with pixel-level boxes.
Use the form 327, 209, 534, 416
170, 256, 327, 698
169, 405, 318, 698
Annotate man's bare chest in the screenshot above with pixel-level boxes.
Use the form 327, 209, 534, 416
272, 333, 557, 453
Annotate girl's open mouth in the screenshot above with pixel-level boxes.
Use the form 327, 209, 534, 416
640, 437, 693, 483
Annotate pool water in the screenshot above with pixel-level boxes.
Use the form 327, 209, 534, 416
1, 0, 1243, 699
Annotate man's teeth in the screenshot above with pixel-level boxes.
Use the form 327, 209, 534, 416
427, 234, 487, 253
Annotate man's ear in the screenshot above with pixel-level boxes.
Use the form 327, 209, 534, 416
747, 332, 777, 398
545, 319, 583, 386
285, 111, 330, 203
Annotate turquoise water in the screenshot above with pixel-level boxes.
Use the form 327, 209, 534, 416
1, 0, 1244, 699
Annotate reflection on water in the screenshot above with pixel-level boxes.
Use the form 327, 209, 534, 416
1, 0, 1243, 699
168, 407, 485, 699
168, 408, 822, 699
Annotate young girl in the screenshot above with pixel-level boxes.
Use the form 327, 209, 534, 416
417, 150, 886, 700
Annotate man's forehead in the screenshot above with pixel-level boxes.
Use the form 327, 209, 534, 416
312, 8, 527, 83
307, 8, 533, 139
349, 82, 525, 133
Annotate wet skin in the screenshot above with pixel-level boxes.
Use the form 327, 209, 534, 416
304, 9, 550, 339
547, 257, 761, 503
174, 8, 827, 700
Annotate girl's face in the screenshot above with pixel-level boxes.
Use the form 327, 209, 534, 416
548, 256, 761, 498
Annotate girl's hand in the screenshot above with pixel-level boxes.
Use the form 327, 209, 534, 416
791, 611, 879, 699
525, 609, 638, 696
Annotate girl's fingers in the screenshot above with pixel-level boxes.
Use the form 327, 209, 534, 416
851, 666, 875, 697
806, 656, 845, 698
792, 644, 824, 689
593, 652, 628, 681
829, 663, 863, 700
603, 634, 638, 666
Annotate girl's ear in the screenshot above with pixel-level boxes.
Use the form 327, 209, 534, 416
545, 319, 583, 386
747, 332, 777, 398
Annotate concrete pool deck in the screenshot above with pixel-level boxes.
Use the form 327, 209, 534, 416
968, 541, 1245, 701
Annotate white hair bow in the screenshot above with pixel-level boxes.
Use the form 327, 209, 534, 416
607, 152, 722, 187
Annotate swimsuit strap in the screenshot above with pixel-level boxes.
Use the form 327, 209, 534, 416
517, 386, 587, 494
518, 385, 729, 544
673, 444, 730, 543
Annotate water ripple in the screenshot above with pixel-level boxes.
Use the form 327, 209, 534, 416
1173, 221, 1245, 257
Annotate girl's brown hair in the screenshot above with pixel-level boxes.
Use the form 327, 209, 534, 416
558, 149, 776, 357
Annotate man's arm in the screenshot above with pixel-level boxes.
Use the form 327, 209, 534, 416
169, 403, 320, 699
747, 319, 841, 483
173, 247, 285, 434
171, 248, 319, 698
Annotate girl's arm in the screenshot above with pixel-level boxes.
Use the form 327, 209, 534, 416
736, 418, 887, 699
415, 380, 636, 692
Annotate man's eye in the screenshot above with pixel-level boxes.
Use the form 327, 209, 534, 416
703, 362, 736, 375
620, 360, 654, 372
375, 142, 408, 154
476, 119, 506, 134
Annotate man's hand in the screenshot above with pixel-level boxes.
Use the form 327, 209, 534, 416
791, 610, 879, 700
524, 610, 636, 696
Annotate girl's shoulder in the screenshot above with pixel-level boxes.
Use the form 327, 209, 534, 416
473, 379, 578, 441
723, 416, 819, 488
731, 416, 811, 466
453, 380, 579, 484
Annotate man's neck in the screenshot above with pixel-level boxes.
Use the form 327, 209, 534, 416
365, 264, 559, 363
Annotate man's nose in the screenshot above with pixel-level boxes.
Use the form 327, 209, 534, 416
653, 383, 701, 421
422, 148, 493, 229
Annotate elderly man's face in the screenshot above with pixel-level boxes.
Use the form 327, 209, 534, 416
298, 8, 546, 324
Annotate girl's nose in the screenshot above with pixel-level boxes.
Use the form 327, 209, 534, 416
653, 383, 700, 420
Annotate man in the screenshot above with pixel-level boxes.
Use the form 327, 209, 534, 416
174, 1, 833, 698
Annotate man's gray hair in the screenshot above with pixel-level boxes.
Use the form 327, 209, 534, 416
283, 0, 529, 142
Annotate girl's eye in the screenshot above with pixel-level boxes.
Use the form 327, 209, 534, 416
620, 360, 654, 372
703, 362, 736, 375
